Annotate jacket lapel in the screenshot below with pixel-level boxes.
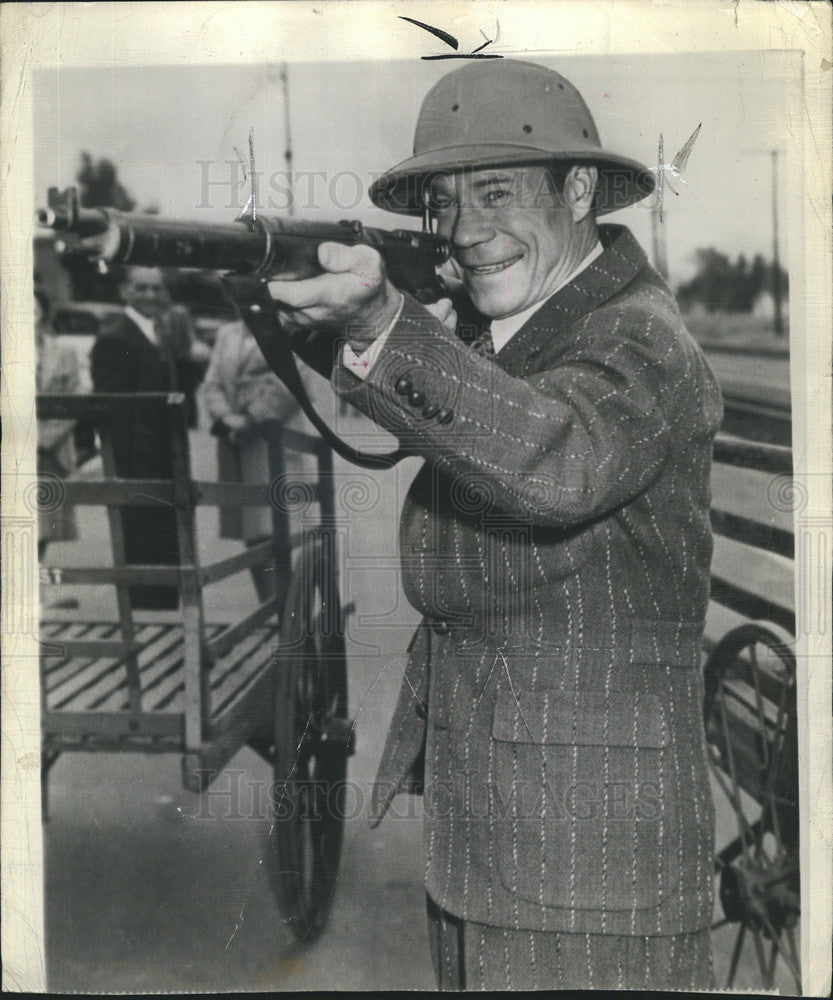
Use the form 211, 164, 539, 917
124, 314, 177, 390
493, 224, 651, 378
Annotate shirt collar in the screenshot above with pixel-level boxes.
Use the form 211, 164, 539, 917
124, 305, 158, 344
488, 240, 603, 354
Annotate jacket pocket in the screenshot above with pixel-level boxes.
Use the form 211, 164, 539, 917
490, 685, 682, 913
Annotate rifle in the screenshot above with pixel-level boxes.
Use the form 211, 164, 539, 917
38, 186, 452, 467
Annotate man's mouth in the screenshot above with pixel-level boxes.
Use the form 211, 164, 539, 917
462, 253, 523, 276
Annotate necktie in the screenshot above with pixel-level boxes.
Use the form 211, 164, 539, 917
469, 325, 495, 360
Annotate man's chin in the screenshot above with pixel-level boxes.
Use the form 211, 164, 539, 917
466, 290, 521, 320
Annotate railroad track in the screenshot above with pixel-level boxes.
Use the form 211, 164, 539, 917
719, 379, 791, 446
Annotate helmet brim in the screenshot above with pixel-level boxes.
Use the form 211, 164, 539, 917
369, 144, 655, 217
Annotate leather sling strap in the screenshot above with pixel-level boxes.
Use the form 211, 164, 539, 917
223, 274, 408, 470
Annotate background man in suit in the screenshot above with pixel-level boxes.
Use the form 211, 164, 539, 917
90, 265, 180, 610
266, 60, 722, 990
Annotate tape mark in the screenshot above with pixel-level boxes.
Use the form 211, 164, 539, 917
398, 15, 503, 61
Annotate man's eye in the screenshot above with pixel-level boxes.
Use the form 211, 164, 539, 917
485, 188, 509, 205
431, 195, 454, 211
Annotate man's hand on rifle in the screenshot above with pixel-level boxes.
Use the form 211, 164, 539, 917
267, 241, 459, 352
267, 242, 403, 353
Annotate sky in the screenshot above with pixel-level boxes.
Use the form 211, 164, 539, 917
33, 50, 803, 286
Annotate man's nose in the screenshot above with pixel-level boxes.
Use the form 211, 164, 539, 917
447, 203, 496, 250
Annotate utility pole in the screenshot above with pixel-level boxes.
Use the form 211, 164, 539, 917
651, 134, 669, 281
740, 147, 785, 337
280, 62, 295, 217
651, 200, 669, 282
771, 149, 784, 337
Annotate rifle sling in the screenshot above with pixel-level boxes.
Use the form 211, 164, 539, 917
223, 274, 407, 470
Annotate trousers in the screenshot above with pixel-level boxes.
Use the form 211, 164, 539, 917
425, 895, 714, 992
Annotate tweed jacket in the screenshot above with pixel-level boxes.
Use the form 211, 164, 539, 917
331, 224, 723, 936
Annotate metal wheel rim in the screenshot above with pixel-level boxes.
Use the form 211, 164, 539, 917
269, 537, 348, 942
703, 622, 800, 991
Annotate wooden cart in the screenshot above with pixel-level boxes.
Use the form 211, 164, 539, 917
703, 423, 799, 991
37, 392, 354, 941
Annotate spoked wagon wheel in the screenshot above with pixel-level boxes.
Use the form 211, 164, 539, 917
703, 621, 800, 991
268, 535, 354, 942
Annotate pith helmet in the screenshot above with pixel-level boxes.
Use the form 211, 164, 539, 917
369, 59, 654, 217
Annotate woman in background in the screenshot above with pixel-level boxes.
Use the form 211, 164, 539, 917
202, 319, 302, 602
35, 288, 80, 561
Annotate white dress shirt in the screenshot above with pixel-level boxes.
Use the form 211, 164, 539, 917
343, 240, 603, 378
124, 305, 159, 345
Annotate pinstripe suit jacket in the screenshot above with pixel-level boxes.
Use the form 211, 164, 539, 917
332, 224, 723, 936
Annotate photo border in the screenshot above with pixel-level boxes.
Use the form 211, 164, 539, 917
2, 2, 830, 993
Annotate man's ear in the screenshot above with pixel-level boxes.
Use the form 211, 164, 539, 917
564, 165, 598, 223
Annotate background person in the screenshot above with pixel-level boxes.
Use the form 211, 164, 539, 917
90, 265, 180, 611
202, 318, 303, 603
35, 287, 79, 562
157, 299, 211, 429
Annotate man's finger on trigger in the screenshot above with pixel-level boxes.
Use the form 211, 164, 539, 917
437, 259, 465, 296
437, 297, 454, 321
425, 296, 453, 320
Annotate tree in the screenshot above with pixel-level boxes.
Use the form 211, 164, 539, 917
676, 248, 788, 314
67, 154, 138, 302
66, 153, 237, 323
76, 152, 136, 211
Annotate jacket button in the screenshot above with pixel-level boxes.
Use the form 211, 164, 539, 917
431, 620, 451, 636
437, 409, 454, 424
394, 375, 413, 396
408, 389, 426, 408
421, 403, 441, 419
414, 699, 427, 719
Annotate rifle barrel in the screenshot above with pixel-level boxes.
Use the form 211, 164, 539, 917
37, 187, 449, 298
105, 216, 271, 271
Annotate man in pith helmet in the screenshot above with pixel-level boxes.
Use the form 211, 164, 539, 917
268, 59, 722, 991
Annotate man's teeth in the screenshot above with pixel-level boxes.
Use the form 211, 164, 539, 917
468, 255, 522, 275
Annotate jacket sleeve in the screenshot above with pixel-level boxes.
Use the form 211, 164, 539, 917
90, 332, 132, 394
332, 294, 686, 528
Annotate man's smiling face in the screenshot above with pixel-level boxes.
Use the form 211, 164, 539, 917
120, 266, 168, 322
429, 164, 579, 320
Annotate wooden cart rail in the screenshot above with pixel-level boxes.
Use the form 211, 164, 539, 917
706, 432, 794, 648
703, 429, 799, 990
37, 392, 336, 796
